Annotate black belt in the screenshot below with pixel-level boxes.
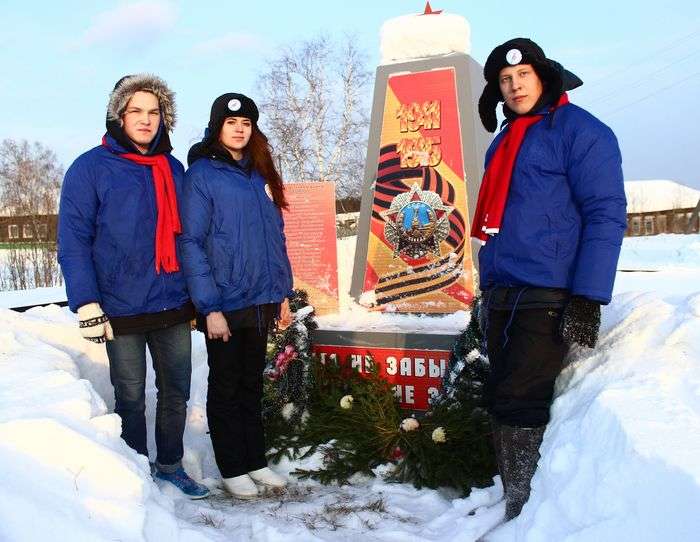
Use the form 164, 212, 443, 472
485, 286, 570, 311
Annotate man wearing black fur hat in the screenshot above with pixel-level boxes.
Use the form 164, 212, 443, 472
472, 39, 627, 519
58, 74, 209, 499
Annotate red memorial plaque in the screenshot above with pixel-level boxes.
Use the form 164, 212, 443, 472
313, 343, 451, 410
283, 182, 339, 315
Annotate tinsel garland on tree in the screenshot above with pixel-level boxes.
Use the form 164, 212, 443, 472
262, 294, 496, 494
262, 289, 318, 459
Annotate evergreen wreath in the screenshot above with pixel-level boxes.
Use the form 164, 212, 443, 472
262, 294, 496, 494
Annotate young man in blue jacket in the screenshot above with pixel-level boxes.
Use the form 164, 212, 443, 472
473, 39, 627, 519
58, 74, 208, 499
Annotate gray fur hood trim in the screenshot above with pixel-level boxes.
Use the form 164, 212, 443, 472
107, 73, 176, 131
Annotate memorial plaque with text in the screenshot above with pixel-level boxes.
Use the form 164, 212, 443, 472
311, 329, 459, 411
283, 182, 339, 315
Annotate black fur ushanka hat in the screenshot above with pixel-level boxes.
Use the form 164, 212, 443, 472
478, 38, 582, 132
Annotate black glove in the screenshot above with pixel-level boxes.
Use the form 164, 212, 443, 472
560, 296, 601, 348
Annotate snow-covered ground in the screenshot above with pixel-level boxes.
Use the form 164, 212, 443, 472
0, 285, 66, 309
1, 234, 699, 541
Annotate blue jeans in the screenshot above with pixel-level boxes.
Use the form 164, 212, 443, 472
106, 322, 192, 471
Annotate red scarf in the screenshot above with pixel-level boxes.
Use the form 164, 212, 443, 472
471, 93, 569, 245
102, 137, 182, 273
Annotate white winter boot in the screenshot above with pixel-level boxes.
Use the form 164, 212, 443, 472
248, 467, 288, 488
222, 474, 259, 499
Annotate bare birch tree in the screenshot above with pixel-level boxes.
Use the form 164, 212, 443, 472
256, 34, 371, 198
0, 139, 63, 290
0, 139, 62, 216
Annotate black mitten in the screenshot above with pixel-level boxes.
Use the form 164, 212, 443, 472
560, 296, 601, 348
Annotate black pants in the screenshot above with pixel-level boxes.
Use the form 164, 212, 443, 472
205, 326, 269, 478
485, 307, 569, 427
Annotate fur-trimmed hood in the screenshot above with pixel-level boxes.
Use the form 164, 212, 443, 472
107, 73, 177, 131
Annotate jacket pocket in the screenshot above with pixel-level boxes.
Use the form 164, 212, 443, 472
212, 234, 247, 292
211, 237, 234, 287
93, 240, 121, 289
544, 214, 557, 259
513, 308, 562, 336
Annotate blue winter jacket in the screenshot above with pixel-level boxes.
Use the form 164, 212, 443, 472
58, 135, 190, 316
478, 103, 627, 304
179, 156, 293, 316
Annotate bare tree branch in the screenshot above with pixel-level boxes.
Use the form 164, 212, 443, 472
256, 34, 371, 198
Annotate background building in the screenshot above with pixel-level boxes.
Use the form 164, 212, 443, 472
624, 180, 699, 236
0, 214, 57, 244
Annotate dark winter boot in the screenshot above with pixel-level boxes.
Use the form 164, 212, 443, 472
491, 419, 508, 496
500, 425, 546, 520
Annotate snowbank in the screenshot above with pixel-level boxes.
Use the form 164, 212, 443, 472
0, 306, 209, 542
488, 290, 700, 541
617, 232, 700, 270
0, 284, 66, 309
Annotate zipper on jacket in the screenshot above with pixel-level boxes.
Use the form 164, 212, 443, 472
250, 173, 275, 303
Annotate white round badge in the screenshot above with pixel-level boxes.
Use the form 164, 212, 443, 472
228, 98, 241, 112
506, 48, 523, 65
265, 184, 273, 201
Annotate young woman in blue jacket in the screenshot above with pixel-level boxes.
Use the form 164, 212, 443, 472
180, 93, 293, 498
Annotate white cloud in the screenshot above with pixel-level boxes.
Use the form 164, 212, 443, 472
73, 1, 178, 50
191, 32, 263, 55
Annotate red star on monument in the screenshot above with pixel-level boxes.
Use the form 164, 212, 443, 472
420, 2, 443, 15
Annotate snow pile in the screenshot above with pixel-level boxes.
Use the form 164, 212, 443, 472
625, 180, 700, 213
613, 233, 700, 299
489, 290, 700, 541
617, 232, 700, 270
0, 285, 66, 309
0, 306, 208, 542
380, 10, 471, 65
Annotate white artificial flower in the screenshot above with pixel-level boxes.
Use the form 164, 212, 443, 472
281, 402, 295, 421
300, 410, 310, 426
432, 426, 447, 443
400, 417, 420, 432
340, 395, 354, 410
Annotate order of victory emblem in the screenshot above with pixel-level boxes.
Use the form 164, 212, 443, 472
380, 183, 453, 259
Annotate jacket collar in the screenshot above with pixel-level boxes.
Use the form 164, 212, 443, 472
104, 118, 172, 155
102, 133, 131, 154
210, 154, 251, 175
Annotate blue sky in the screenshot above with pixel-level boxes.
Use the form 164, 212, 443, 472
1, 0, 699, 188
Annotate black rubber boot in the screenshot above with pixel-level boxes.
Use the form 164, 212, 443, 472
499, 424, 546, 520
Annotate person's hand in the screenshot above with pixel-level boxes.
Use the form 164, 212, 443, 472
77, 302, 114, 343
206, 311, 231, 342
277, 298, 293, 330
560, 296, 601, 348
